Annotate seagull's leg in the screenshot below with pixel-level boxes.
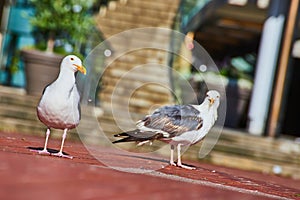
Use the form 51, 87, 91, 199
31, 128, 51, 155
137, 140, 150, 146
170, 145, 176, 166
176, 144, 195, 170
51, 128, 73, 159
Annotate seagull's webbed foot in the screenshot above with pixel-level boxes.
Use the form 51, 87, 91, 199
170, 161, 177, 167
169, 161, 196, 170
30, 149, 50, 156
177, 162, 196, 170
51, 152, 73, 159
51, 128, 73, 159
174, 144, 196, 170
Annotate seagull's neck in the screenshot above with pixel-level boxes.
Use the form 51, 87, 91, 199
194, 102, 218, 121
55, 69, 76, 90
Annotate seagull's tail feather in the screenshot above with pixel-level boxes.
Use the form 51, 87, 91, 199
112, 129, 162, 144
113, 132, 130, 137
112, 136, 137, 144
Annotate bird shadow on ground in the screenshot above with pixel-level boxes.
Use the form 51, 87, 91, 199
113, 153, 197, 169
27, 147, 70, 155
119, 154, 168, 163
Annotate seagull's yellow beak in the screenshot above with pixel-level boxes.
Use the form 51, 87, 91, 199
73, 64, 87, 75
209, 98, 215, 106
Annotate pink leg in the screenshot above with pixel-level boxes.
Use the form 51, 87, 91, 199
170, 145, 176, 166
31, 128, 51, 155
176, 144, 195, 170
51, 128, 73, 159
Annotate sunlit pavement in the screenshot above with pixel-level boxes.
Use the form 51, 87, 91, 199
0, 131, 299, 200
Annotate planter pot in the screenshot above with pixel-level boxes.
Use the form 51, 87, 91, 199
21, 49, 64, 96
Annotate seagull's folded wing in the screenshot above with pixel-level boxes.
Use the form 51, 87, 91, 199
140, 105, 203, 138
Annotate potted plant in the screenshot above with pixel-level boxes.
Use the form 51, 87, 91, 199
21, 0, 97, 95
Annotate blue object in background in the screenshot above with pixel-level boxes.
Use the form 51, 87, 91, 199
7, 6, 33, 34
0, 3, 35, 87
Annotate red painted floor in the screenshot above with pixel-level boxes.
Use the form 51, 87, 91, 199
0, 131, 299, 200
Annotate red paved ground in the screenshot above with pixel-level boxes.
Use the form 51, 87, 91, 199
0, 131, 300, 200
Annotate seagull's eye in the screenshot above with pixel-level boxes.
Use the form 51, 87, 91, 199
70, 57, 74, 61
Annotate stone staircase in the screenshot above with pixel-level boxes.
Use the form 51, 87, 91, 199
0, 86, 43, 134
0, 86, 102, 141
192, 129, 300, 179
96, 0, 181, 125
1, 86, 299, 179
98, 0, 179, 36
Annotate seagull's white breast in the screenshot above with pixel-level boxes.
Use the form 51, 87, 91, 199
37, 84, 80, 130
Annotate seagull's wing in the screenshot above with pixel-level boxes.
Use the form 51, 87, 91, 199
41, 81, 53, 95
113, 130, 162, 143
140, 105, 203, 138
113, 105, 203, 144
70, 84, 81, 121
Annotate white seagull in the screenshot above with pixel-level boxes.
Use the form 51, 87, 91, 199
33, 55, 86, 159
113, 90, 220, 169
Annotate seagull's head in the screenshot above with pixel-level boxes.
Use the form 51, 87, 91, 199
205, 90, 220, 108
61, 55, 86, 75
203, 90, 220, 120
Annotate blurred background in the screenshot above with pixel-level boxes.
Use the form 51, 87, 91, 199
0, 0, 299, 178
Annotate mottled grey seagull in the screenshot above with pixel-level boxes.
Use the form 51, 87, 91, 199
33, 55, 86, 159
113, 90, 220, 169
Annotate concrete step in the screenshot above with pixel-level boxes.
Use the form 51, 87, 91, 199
0, 104, 37, 121
0, 92, 38, 108
102, 9, 176, 27
96, 0, 179, 120
100, 0, 178, 18
126, 0, 179, 12
0, 87, 103, 140
98, 18, 172, 33
1, 86, 300, 178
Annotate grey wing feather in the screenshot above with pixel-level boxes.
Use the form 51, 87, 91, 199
41, 82, 52, 95
70, 84, 81, 121
74, 83, 81, 120
113, 130, 162, 143
143, 105, 203, 137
